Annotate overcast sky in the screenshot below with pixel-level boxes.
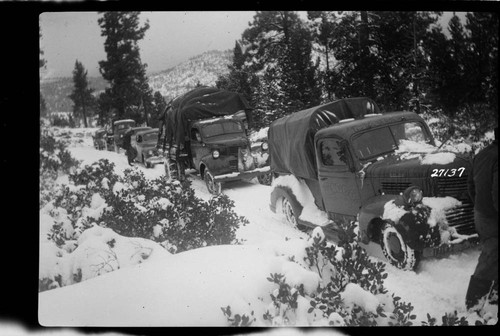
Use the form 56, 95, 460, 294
39, 11, 258, 79
39, 11, 465, 80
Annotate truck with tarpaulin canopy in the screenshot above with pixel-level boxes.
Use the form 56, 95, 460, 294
157, 86, 271, 194
268, 97, 478, 270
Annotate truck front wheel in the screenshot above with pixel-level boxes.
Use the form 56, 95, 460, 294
204, 169, 222, 195
380, 222, 419, 271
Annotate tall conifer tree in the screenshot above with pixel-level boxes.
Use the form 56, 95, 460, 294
98, 12, 152, 123
69, 60, 95, 128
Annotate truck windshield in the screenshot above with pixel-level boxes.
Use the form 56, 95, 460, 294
201, 121, 243, 138
142, 132, 158, 142
352, 122, 431, 160
116, 123, 134, 130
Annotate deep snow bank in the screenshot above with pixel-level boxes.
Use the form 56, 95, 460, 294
39, 242, 322, 326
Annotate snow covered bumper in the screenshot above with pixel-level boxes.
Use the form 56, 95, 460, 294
145, 155, 164, 166
422, 234, 479, 258
214, 166, 271, 183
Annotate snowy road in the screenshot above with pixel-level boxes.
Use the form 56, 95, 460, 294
68, 136, 481, 322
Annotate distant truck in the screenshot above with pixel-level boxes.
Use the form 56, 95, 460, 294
268, 97, 478, 270
112, 119, 136, 152
158, 87, 271, 194
131, 128, 163, 168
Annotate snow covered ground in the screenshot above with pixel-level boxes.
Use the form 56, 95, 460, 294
30, 128, 496, 334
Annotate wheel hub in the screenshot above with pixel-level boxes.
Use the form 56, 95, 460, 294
387, 233, 403, 258
282, 198, 296, 226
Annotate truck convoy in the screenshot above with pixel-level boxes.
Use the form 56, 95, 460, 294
157, 87, 271, 194
268, 97, 478, 270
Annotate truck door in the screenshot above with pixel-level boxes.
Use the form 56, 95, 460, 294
316, 137, 361, 217
189, 127, 205, 169
131, 134, 139, 160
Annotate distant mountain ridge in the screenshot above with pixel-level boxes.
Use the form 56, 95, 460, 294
149, 49, 232, 102
40, 49, 232, 113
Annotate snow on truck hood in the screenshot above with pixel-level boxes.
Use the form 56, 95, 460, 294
395, 140, 456, 165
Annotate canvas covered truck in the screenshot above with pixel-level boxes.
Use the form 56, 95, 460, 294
268, 97, 478, 270
158, 86, 271, 194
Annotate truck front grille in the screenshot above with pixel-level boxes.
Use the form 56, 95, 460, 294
436, 177, 468, 197
381, 181, 411, 194
437, 176, 476, 235
228, 159, 238, 170
219, 146, 239, 157
445, 201, 476, 235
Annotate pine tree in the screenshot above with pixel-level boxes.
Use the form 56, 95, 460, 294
465, 12, 498, 114
69, 60, 95, 128
97, 11, 152, 123
240, 11, 320, 123
307, 11, 338, 101
329, 11, 437, 112
424, 11, 498, 132
96, 92, 114, 127
424, 14, 466, 117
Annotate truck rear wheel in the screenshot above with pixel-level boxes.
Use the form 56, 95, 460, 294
204, 169, 222, 195
380, 222, 419, 271
279, 193, 308, 232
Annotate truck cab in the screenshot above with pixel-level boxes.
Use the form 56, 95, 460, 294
159, 86, 271, 195
269, 98, 477, 270
188, 115, 271, 195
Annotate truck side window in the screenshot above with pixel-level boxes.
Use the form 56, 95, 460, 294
191, 129, 201, 142
320, 139, 347, 166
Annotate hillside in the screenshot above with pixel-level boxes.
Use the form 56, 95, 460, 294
40, 77, 108, 113
148, 49, 232, 102
40, 49, 232, 113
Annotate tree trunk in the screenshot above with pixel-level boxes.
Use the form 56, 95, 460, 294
82, 105, 88, 128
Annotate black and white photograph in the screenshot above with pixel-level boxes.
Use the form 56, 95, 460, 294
6, 3, 499, 335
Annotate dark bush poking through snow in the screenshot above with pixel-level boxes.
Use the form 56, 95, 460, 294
223, 221, 495, 326
40, 158, 248, 291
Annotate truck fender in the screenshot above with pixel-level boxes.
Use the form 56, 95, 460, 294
358, 194, 399, 244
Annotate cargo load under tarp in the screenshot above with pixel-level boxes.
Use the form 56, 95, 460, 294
165, 86, 252, 147
268, 97, 380, 180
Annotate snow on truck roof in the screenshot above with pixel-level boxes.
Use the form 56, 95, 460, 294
315, 110, 427, 141
113, 119, 135, 125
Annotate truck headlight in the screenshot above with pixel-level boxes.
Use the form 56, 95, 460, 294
212, 150, 220, 159
403, 186, 423, 206
261, 141, 269, 151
